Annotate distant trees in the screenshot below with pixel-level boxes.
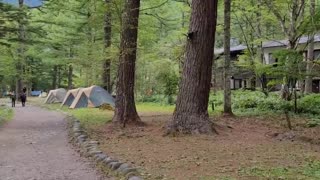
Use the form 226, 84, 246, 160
166, 0, 218, 134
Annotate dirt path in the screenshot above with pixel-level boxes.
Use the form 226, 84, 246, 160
0, 104, 108, 180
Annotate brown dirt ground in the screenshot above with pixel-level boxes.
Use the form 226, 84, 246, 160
90, 113, 320, 180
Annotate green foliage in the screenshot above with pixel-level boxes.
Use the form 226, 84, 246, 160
228, 90, 286, 111
271, 49, 304, 79
158, 69, 179, 104
207, 90, 320, 129
298, 94, 320, 114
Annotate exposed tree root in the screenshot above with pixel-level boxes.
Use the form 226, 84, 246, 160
165, 113, 218, 135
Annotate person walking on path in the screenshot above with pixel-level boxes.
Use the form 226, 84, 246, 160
20, 92, 26, 107
10, 91, 16, 107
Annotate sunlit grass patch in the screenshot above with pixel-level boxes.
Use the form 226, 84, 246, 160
69, 108, 113, 131
239, 160, 320, 179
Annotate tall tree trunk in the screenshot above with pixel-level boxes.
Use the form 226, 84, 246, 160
223, 0, 233, 115
166, 0, 218, 134
305, 0, 315, 94
52, 65, 58, 89
212, 59, 217, 94
112, 0, 142, 126
102, 0, 112, 93
57, 65, 61, 88
16, 0, 24, 99
68, 64, 73, 90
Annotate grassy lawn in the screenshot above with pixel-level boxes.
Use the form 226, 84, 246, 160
200, 160, 320, 179
0, 107, 13, 126
136, 102, 174, 114
238, 160, 320, 179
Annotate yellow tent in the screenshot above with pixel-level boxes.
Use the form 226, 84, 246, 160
61, 88, 82, 107
44, 88, 67, 104
69, 85, 114, 109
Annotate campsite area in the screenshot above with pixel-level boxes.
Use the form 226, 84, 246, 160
26, 89, 320, 180
1, 0, 320, 180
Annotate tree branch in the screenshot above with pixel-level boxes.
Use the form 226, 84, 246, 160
140, 0, 169, 12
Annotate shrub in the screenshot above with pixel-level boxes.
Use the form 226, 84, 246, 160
232, 90, 265, 110
137, 94, 177, 105
298, 94, 320, 114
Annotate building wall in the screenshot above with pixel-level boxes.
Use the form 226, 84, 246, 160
213, 41, 320, 91
263, 42, 320, 64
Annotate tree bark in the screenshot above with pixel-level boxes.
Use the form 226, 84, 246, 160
223, 0, 233, 115
102, 0, 112, 93
305, 0, 315, 94
52, 65, 58, 89
16, 0, 24, 99
112, 0, 142, 126
57, 65, 61, 88
166, 0, 218, 134
68, 64, 73, 90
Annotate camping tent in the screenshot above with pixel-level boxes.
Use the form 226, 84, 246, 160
39, 92, 47, 98
44, 88, 67, 104
61, 88, 82, 107
69, 85, 115, 109
31, 90, 42, 96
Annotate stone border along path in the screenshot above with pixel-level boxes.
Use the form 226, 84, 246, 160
0, 105, 109, 180
69, 116, 143, 180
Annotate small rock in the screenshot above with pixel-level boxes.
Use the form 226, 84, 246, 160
88, 150, 102, 155
77, 138, 86, 143
117, 163, 130, 171
94, 154, 107, 162
122, 168, 138, 175
89, 140, 99, 144
108, 161, 122, 170
128, 176, 143, 180
103, 157, 118, 165
86, 145, 98, 150
78, 135, 87, 139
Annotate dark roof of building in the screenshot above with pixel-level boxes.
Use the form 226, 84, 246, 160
215, 44, 247, 55
263, 35, 320, 48
215, 35, 320, 55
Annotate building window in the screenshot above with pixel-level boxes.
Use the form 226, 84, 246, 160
234, 79, 242, 89
269, 53, 278, 67
268, 53, 275, 64
314, 50, 320, 60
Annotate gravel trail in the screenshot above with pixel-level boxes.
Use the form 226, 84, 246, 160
0, 105, 109, 180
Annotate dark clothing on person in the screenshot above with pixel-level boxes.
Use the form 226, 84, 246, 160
20, 93, 26, 107
11, 95, 16, 107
